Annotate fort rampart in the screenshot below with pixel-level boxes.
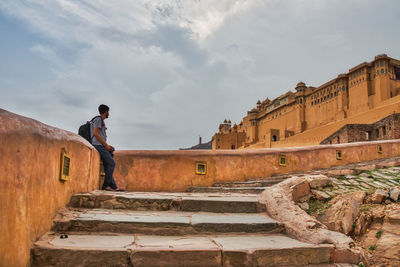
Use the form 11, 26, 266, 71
114, 140, 400, 192
0, 109, 100, 267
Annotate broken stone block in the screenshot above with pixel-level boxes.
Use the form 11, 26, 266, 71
290, 181, 311, 202
387, 209, 400, 224
371, 189, 389, 204
298, 202, 309, 211
306, 175, 332, 189
318, 191, 366, 235
324, 169, 355, 177
356, 164, 376, 171
359, 172, 371, 178
389, 187, 400, 202
311, 190, 331, 201
353, 212, 372, 236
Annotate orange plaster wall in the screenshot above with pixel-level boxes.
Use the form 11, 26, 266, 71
114, 140, 400, 192
0, 109, 100, 267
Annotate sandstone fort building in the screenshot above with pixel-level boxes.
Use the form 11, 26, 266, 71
213, 54, 400, 149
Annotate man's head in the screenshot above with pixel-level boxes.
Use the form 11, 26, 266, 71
98, 104, 110, 118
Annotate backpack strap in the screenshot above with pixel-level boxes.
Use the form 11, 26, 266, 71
90, 116, 105, 142
91, 115, 104, 126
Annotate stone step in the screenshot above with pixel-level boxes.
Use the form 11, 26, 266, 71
213, 177, 286, 188
186, 186, 268, 194
69, 191, 265, 213
54, 209, 282, 235
32, 233, 333, 267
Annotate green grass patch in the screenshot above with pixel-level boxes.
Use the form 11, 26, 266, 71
306, 199, 331, 215
369, 245, 377, 250
360, 204, 371, 212
376, 230, 384, 238
337, 176, 347, 180
358, 263, 365, 267
382, 172, 396, 177
366, 188, 376, 195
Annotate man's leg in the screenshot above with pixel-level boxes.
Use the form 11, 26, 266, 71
94, 145, 117, 190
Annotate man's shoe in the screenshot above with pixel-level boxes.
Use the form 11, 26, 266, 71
102, 187, 114, 191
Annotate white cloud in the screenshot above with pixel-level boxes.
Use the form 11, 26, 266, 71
30, 44, 63, 66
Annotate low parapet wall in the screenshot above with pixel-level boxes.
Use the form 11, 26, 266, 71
0, 109, 100, 267
114, 140, 400, 192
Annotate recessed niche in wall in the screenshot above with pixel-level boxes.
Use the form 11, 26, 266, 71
336, 150, 342, 160
279, 155, 287, 166
196, 162, 207, 175
60, 150, 71, 181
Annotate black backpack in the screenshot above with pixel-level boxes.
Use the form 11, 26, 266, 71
78, 116, 101, 144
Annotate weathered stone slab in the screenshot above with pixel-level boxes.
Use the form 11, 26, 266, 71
311, 190, 331, 201
355, 164, 376, 171
253, 246, 332, 266
359, 172, 371, 178
215, 234, 332, 267
53, 209, 279, 235
187, 186, 268, 194
33, 233, 335, 267
180, 196, 263, 213
387, 209, 400, 225
33, 234, 132, 267
318, 191, 366, 235
306, 175, 332, 189
131, 235, 221, 267
291, 181, 311, 202
371, 189, 388, 204
372, 180, 390, 188
390, 187, 400, 201
50, 234, 135, 248
70, 191, 263, 213
324, 169, 356, 177
191, 213, 281, 233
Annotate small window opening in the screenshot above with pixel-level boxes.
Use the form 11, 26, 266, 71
279, 155, 287, 166
336, 150, 342, 160
196, 162, 207, 175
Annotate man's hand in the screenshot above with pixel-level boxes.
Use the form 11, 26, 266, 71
106, 144, 114, 152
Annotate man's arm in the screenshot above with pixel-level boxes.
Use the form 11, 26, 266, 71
93, 127, 114, 151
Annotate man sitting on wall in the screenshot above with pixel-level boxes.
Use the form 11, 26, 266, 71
91, 104, 122, 191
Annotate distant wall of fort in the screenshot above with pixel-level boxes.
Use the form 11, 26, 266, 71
114, 140, 400, 192
321, 113, 400, 145
0, 109, 100, 267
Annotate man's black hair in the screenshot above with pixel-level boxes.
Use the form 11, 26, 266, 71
98, 104, 110, 115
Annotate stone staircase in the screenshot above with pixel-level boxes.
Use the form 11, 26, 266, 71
187, 175, 288, 194
31, 191, 339, 267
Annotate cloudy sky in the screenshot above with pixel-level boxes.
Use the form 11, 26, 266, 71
0, 0, 399, 149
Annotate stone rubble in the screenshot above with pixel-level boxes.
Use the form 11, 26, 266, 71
389, 187, 400, 201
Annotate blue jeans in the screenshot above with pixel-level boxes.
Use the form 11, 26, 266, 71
94, 145, 117, 190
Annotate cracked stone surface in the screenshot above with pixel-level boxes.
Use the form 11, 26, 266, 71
53, 209, 282, 235
34, 233, 333, 267
70, 191, 265, 213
